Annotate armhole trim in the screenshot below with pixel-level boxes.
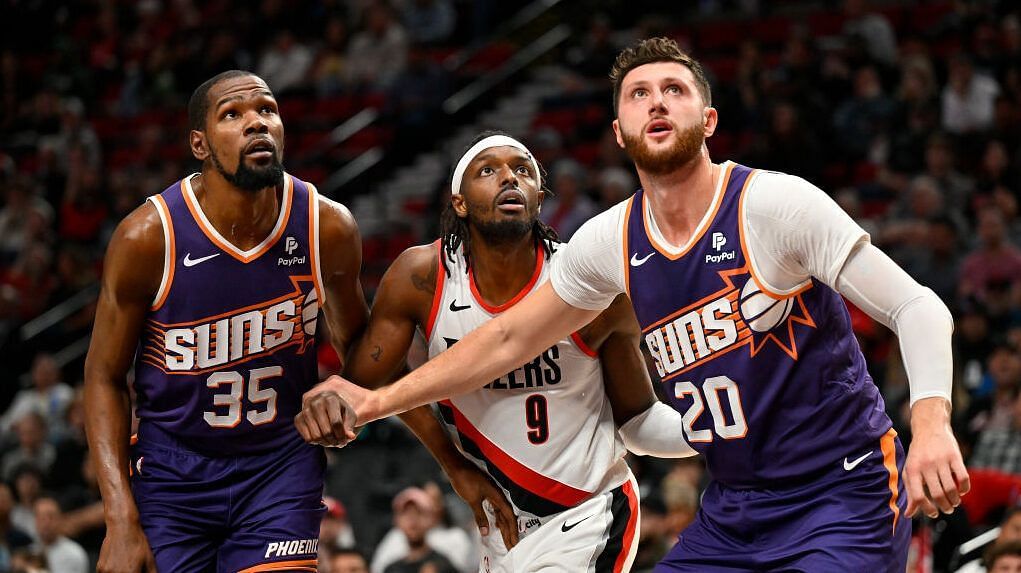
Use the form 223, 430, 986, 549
737, 171, 812, 300
423, 240, 445, 341
307, 182, 327, 308
149, 195, 175, 311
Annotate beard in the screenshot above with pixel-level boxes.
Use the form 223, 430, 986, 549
465, 191, 537, 245
621, 118, 705, 175
209, 141, 285, 193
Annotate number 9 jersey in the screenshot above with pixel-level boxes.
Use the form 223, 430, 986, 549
134, 173, 325, 456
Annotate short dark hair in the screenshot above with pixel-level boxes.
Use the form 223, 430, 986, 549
329, 547, 368, 564
609, 37, 712, 115
187, 70, 257, 131
985, 539, 1021, 568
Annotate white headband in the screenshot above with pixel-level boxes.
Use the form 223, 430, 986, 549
450, 135, 541, 195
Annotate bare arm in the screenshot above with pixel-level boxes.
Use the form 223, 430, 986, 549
299, 244, 520, 546
345, 281, 599, 423
83, 203, 162, 573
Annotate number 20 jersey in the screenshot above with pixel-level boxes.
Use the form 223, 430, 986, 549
133, 173, 325, 456
426, 243, 629, 518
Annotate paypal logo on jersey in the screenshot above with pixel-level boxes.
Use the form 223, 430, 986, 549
706, 232, 735, 264
279, 235, 306, 266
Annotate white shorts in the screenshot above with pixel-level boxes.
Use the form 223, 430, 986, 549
479, 473, 640, 573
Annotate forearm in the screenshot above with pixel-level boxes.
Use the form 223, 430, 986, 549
835, 243, 953, 406
83, 373, 139, 524
619, 402, 697, 458
398, 406, 469, 474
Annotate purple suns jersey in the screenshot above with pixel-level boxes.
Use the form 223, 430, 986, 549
134, 173, 325, 456
625, 163, 892, 488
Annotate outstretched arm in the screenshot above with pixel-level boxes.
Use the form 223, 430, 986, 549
83, 204, 162, 573
297, 245, 519, 547
341, 281, 601, 423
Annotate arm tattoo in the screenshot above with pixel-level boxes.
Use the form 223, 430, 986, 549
411, 259, 438, 295
371, 345, 382, 362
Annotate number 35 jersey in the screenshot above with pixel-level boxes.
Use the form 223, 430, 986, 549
426, 243, 629, 518
133, 173, 325, 456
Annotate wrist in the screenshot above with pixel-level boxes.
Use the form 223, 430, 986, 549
910, 396, 951, 431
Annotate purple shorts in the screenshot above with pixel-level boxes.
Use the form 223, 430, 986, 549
131, 422, 326, 573
657, 430, 910, 572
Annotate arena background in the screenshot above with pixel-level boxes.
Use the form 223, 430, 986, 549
1, 0, 1020, 571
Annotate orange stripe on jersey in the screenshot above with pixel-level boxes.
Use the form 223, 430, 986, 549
181, 173, 294, 264
468, 246, 544, 314
306, 182, 325, 307
643, 162, 734, 261
440, 399, 591, 507
880, 428, 902, 536
570, 332, 597, 358
622, 196, 635, 298
735, 169, 813, 300
236, 559, 318, 573
150, 195, 176, 311
424, 240, 445, 340
614, 479, 640, 573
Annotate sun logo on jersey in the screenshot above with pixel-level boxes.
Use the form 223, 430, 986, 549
141, 276, 319, 374
643, 266, 815, 381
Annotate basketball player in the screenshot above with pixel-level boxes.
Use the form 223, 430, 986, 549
299, 132, 692, 572
83, 71, 362, 573
314, 38, 970, 571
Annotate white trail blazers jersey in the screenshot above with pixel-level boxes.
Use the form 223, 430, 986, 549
425, 241, 629, 525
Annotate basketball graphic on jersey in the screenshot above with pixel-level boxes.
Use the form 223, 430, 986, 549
739, 279, 794, 332
301, 289, 319, 336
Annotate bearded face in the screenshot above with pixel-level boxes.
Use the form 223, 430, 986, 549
619, 116, 706, 175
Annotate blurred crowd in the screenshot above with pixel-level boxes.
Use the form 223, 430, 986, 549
1, 0, 1021, 572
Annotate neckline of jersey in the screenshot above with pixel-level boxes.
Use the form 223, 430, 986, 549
468, 246, 545, 314
641, 160, 733, 260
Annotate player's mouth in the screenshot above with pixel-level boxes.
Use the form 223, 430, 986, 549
495, 188, 527, 213
244, 138, 277, 161
646, 119, 674, 141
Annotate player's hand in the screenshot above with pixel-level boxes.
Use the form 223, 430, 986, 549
296, 376, 360, 447
447, 458, 520, 549
97, 522, 157, 573
904, 397, 970, 519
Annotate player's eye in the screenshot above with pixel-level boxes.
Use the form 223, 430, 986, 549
666, 84, 681, 94
222, 110, 238, 120
516, 165, 531, 176
632, 88, 647, 98
260, 105, 276, 114
479, 166, 493, 176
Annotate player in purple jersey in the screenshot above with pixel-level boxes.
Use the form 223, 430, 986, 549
83, 71, 362, 573
311, 38, 971, 572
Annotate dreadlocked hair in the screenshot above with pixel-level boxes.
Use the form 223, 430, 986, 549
440, 130, 560, 277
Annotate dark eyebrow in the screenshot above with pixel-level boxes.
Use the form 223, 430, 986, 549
215, 91, 275, 109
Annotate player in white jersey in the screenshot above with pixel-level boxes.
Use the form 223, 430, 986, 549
299, 132, 691, 572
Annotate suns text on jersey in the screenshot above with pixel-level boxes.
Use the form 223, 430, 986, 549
645, 292, 749, 379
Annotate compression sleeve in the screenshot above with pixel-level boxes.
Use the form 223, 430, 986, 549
549, 203, 628, 311
835, 242, 954, 406
618, 401, 698, 458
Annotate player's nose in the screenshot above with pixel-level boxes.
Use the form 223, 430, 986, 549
498, 164, 519, 186
243, 111, 270, 136
648, 89, 667, 114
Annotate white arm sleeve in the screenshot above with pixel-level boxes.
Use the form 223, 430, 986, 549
549, 202, 628, 311
835, 243, 954, 406
618, 401, 697, 458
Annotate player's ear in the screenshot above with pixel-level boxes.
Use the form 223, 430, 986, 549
703, 107, 718, 138
190, 130, 209, 162
451, 194, 468, 218
612, 119, 625, 149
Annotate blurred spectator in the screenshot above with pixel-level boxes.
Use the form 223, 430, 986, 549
400, 0, 456, 45
59, 160, 108, 244
386, 45, 450, 133
596, 167, 636, 211
957, 507, 1021, 572
1, 414, 55, 482
312, 16, 350, 96
9, 548, 47, 573
346, 2, 409, 90
842, 0, 899, 67
0, 176, 53, 266
943, 54, 1001, 135
321, 496, 357, 550
746, 101, 823, 183
0, 483, 32, 572
983, 539, 1021, 573
959, 207, 1021, 303
970, 390, 1021, 475
540, 159, 595, 241
0, 243, 56, 322
421, 482, 474, 572
10, 466, 43, 541
0, 354, 74, 434
834, 66, 896, 160
32, 496, 86, 573
566, 14, 620, 80
330, 547, 371, 573
256, 30, 315, 95
901, 216, 963, 304
916, 134, 974, 214
372, 487, 457, 573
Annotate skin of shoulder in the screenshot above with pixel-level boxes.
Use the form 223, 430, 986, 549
315, 195, 371, 366
101, 201, 166, 309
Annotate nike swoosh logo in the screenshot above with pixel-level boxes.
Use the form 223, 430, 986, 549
449, 300, 471, 312
843, 450, 873, 471
183, 253, 220, 267
561, 514, 592, 533
630, 252, 654, 267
